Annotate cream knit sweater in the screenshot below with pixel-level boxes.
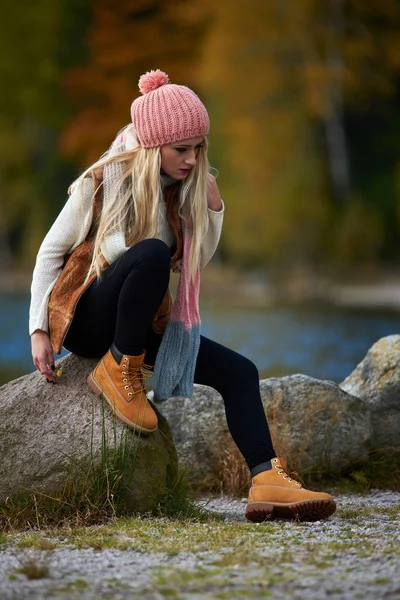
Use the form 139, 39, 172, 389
29, 178, 224, 336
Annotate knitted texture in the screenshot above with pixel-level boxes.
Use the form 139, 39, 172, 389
131, 70, 210, 148
152, 230, 201, 401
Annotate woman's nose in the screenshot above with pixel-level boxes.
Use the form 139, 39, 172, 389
185, 151, 197, 166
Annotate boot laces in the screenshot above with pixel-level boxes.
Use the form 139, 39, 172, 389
121, 361, 153, 399
274, 463, 302, 487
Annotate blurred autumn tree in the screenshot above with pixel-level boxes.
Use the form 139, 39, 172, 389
60, 0, 211, 163
0, 0, 91, 265
200, 0, 400, 267
0, 0, 210, 269
2, 0, 400, 273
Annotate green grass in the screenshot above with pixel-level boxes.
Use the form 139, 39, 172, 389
71, 578, 89, 589
0, 454, 127, 532
300, 447, 400, 495
336, 504, 400, 520
16, 534, 57, 550
373, 577, 391, 585
1, 493, 397, 599
0, 397, 146, 532
14, 555, 50, 580
153, 469, 224, 522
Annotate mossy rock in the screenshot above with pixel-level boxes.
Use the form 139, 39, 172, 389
0, 353, 178, 514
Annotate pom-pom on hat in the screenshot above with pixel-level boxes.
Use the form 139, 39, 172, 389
130, 69, 210, 148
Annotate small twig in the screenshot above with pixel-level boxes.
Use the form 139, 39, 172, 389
33, 495, 40, 530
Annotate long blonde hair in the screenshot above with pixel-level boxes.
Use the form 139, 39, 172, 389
72, 125, 210, 282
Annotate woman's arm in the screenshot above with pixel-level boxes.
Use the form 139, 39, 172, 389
207, 174, 223, 212
29, 178, 94, 337
200, 174, 225, 269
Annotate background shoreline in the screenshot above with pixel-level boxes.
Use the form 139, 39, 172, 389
3, 264, 400, 311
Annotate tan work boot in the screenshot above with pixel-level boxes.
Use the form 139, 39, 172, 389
87, 344, 158, 433
246, 457, 336, 522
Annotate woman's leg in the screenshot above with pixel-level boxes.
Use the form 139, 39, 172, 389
146, 332, 336, 521
143, 332, 276, 469
193, 336, 276, 471
64, 238, 171, 358
65, 239, 170, 434
193, 337, 336, 522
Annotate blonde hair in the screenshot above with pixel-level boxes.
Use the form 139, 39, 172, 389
72, 125, 210, 282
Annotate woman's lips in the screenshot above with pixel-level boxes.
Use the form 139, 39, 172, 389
179, 169, 191, 173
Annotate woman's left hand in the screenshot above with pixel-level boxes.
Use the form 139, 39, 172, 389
207, 174, 223, 212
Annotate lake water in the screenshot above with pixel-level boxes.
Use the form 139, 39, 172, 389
2, 293, 400, 383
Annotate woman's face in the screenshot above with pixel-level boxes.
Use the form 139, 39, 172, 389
160, 136, 205, 180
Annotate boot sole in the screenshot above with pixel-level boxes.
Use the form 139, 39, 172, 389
246, 499, 336, 522
87, 373, 158, 434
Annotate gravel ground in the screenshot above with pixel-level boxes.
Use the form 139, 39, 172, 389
0, 490, 399, 600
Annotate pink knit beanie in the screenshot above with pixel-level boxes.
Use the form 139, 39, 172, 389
130, 70, 210, 148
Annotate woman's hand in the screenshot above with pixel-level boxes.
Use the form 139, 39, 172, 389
207, 174, 223, 212
31, 330, 56, 383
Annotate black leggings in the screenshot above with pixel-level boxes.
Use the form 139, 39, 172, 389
64, 239, 275, 470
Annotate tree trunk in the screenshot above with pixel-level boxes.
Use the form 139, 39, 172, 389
324, 0, 351, 202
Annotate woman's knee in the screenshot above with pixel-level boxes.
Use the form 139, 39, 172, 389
210, 354, 259, 399
205, 349, 260, 393
125, 238, 171, 272
229, 353, 259, 382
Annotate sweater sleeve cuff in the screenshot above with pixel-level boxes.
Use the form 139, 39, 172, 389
208, 199, 225, 215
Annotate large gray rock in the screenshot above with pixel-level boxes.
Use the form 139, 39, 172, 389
158, 375, 371, 484
340, 335, 400, 456
155, 386, 230, 488
259, 375, 371, 473
0, 353, 177, 513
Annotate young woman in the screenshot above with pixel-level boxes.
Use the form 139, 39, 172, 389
30, 70, 336, 522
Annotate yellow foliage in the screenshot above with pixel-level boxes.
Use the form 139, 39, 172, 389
61, 0, 212, 163
59, 0, 400, 266
333, 199, 385, 263
198, 0, 400, 265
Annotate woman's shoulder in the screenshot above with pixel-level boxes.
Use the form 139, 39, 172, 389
67, 174, 96, 213
69, 168, 103, 195
91, 167, 104, 184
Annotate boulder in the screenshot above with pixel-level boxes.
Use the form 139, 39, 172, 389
340, 335, 400, 456
158, 375, 371, 486
155, 386, 231, 490
259, 375, 371, 473
0, 353, 177, 513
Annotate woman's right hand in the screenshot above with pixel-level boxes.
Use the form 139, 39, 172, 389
31, 330, 56, 383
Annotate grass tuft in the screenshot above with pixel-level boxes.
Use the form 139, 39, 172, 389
17, 534, 57, 550
14, 554, 51, 580
0, 398, 142, 532
301, 447, 400, 494
72, 578, 89, 589
154, 469, 224, 522
0, 532, 7, 547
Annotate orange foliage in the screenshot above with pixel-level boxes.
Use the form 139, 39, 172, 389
60, 0, 211, 164
60, 0, 400, 265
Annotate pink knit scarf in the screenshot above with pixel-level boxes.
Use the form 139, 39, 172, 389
151, 225, 201, 401
104, 139, 201, 401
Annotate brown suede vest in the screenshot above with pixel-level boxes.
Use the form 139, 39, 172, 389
48, 173, 181, 354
